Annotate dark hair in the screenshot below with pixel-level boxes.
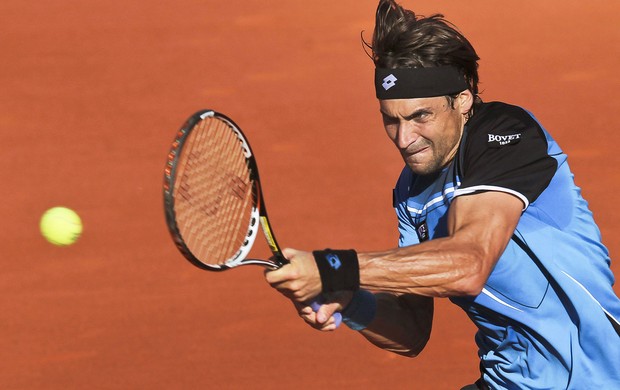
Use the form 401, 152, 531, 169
368, 0, 480, 96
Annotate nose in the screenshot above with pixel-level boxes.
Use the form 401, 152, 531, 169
396, 121, 417, 149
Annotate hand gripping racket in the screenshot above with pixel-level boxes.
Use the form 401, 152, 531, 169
163, 109, 341, 326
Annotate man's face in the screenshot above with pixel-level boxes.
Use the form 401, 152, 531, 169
380, 95, 469, 176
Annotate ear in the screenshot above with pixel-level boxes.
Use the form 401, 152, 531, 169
456, 90, 474, 115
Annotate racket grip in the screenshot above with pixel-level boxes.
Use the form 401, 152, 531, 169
309, 297, 342, 328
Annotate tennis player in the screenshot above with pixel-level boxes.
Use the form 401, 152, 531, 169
265, 0, 620, 388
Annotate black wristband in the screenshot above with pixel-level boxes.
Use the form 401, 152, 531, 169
312, 249, 360, 292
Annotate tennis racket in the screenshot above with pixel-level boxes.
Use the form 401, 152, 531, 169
163, 109, 341, 326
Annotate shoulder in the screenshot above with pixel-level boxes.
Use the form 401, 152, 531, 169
461, 101, 551, 162
456, 101, 557, 207
466, 101, 542, 141
471, 101, 534, 122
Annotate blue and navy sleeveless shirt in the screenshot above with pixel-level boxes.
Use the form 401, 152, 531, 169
393, 102, 620, 388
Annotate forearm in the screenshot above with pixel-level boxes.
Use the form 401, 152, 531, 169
359, 235, 487, 298
356, 192, 522, 298
357, 292, 433, 357
266, 193, 520, 303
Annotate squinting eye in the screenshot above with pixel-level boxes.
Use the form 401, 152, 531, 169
414, 112, 432, 122
382, 114, 398, 125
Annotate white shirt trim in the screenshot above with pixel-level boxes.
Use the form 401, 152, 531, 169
561, 270, 620, 328
453, 185, 529, 210
481, 288, 524, 312
406, 186, 457, 215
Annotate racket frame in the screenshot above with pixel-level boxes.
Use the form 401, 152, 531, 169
164, 109, 342, 327
163, 109, 285, 271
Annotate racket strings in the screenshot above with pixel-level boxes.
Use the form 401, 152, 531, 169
174, 117, 254, 265
198, 118, 253, 264
183, 118, 252, 264
207, 118, 254, 262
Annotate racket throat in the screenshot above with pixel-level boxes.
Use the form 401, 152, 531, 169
259, 216, 287, 266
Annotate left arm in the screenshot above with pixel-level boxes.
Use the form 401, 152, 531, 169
266, 191, 523, 302
359, 190, 522, 297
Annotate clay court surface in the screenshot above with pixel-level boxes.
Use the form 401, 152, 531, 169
2, 1, 619, 388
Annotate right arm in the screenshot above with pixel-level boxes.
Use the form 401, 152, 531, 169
293, 291, 434, 357
292, 290, 433, 357
358, 292, 433, 357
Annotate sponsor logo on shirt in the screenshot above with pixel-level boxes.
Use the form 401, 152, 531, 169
487, 132, 522, 147
416, 221, 429, 242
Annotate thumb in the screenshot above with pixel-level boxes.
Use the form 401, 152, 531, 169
315, 302, 341, 324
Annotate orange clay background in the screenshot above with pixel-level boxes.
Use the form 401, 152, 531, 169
1, 1, 619, 389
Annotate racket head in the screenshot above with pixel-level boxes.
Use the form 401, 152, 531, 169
163, 110, 279, 271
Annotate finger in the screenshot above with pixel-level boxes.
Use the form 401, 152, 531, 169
297, 306, 338, 332
298, 309, 319, 327
316, 316, 338, 332
295, 302, 321, 323
293, 300, 314, 314
315, 302, 341, 325
263, 263, 293, 284
271, 282, 313, 302
281, 247, 299, 259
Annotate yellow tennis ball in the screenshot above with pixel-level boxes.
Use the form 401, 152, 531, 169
40, 207, 83, 246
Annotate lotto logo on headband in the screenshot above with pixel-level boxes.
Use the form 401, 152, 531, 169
382, 74, 397, 90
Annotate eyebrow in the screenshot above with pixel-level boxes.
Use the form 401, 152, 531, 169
380, 107, 434, 121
